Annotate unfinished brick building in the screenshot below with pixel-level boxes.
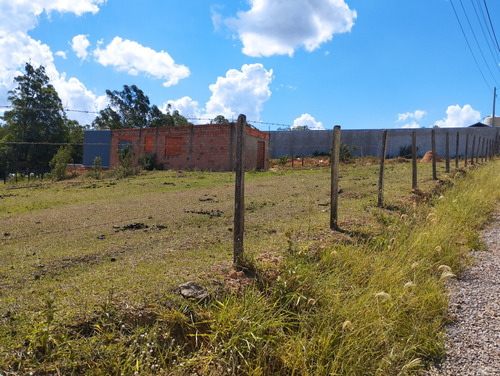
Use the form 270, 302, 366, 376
84, 123, 270, 171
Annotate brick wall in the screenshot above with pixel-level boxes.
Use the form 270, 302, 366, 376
108, 123, 269, 171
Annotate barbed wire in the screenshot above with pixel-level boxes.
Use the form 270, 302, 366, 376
0, 105, 295, 129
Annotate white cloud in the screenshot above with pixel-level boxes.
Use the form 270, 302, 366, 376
292, 113, 325, 130
204, 63, 273, 121
435, 104, 481, 128
0, 1, 106, 125
401, 121, 420, 129
0, 1, 105, 36
165, 64, 273, 124
398, 110, 427, 122
94, 37, 190, 87
225, 0, 357, 57
55, 51, 67, 59
163, 96, 202, 122
397, 110, 427, 128
71, 34, 90, 60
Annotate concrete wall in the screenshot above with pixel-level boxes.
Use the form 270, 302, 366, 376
270, 127, 500, 159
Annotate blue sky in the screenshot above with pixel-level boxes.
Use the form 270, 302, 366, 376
0, 0, 499, 131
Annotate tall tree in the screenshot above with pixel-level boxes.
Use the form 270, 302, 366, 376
93, 85, 152, 129
1, 63, 70, 173
92, 86, 191, 129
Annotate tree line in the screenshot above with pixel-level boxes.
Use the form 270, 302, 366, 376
0, 63, 229, 177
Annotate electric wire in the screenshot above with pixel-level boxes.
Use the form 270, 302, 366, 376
483, 0, 500, 52
450, 0, 493, 90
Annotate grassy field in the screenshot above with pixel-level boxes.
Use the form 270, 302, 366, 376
1, 158, 499, 375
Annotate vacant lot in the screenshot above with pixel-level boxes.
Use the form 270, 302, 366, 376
1, 159, 498, 375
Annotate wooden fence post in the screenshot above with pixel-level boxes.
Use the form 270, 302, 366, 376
445, 131, 450, 173
480, 137, 485, 163
412, 131, 417, 189
464, 134, 469, 167
234, 114, 246, 266
476, 137, 480, 164
455, 132, 460, 169
471, 135, 476, 165
378, 130, 388, 207
330, 125, 341, 230
432, 129, 437, 180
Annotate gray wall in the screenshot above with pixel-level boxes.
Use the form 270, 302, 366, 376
269, 127, 500, 159
83, 130, 111, 168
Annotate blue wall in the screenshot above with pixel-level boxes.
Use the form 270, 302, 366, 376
82, 130, 111, 168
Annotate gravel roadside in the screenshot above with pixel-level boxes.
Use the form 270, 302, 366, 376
426, 210, 500, 375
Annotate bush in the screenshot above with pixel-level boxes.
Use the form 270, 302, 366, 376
138, 152, 157, 171
278, 155, 288, 166
399, 144, 414, 159
49, 146, 72, 181
114, 146, 137, 179
90, 156, 102, 179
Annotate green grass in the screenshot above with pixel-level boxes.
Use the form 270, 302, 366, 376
1, 158, 499, 375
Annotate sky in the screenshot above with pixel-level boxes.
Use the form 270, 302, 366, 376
0, 0, 499, 131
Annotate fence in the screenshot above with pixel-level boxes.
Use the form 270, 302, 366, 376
233, 119, 500, 265
269, 127, 500, 160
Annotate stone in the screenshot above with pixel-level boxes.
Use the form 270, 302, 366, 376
179, 281, 209, 300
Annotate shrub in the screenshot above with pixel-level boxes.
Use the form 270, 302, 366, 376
138, 152, 157, 171
399, 144, 414, 159
278, 155, 288, 166
90, 156, 102, 179
49, 146, 72, 181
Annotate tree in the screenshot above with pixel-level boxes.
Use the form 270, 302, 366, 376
92, 85, 150, 129
212, 115, 229, 124
1, 63, 70, 173
92, 86, 191, 129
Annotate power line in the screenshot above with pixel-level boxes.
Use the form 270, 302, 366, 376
457, 0, 499, 86
483, 0, 500, 52
450, 0, 493, 90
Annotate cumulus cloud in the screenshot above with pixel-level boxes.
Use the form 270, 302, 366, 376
398, 110, 426, 122
55, 51, 67, 59
164, 64, 273, 124
292, 113, 325, 130
397, 109, 427, 128
0, 1, 106, 125
401, 121, 420, 129
0, 1, 105, 36
71, 34, 90, 60
94, 37, 190, 87
435, 104, 481, 128
204, 63, 273, 121
224, 0, 357, 57
163, 96, 202, 122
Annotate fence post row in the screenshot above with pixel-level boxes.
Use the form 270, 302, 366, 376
378, 130, 388, 207
233, 114, 246, 266
330, 125, 341, 231
455, 132, 460, 169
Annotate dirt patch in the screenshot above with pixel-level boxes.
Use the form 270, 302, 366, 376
420, 151, 441, 162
